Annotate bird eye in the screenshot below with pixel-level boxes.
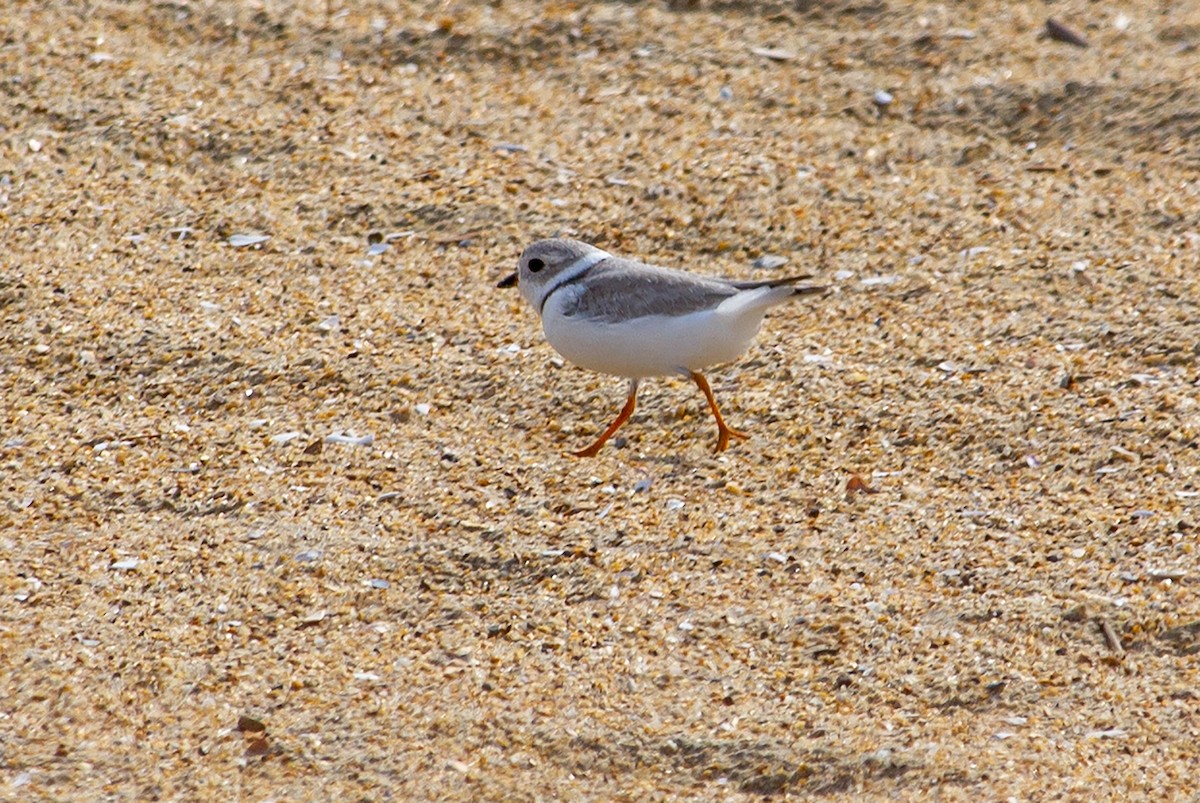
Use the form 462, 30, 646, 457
528, 258, 545, 273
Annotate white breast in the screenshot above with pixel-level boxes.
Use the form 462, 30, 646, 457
541, 286, 782, 378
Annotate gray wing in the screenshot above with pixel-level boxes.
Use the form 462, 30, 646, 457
559, 258, 740, 322
560, 258, 814, 322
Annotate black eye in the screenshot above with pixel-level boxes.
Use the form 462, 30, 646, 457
528, 258, 545, 273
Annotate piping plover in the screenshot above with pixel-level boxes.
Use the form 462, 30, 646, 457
498, 238, 825, 457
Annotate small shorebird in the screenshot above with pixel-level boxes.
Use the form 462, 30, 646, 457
498, 238, 825, 457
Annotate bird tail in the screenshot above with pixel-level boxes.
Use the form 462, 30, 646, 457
731, 275, 827, 297
716, 278, 828, 318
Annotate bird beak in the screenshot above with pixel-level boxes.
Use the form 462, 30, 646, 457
497, 272, 518, 288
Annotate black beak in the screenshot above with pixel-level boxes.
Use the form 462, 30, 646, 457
497, 272, 518, 288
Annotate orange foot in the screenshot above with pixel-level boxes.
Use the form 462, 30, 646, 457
691, 371, 750, 453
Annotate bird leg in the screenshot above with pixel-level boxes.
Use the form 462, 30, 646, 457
571, 379, 639, 458
690, 371, 749, 452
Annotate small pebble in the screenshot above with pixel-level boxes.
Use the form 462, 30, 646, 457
1086, 728, 1127, 739
325, 432, 375, 446
228, 233, 270, 247
752, 255, 788, 270
750, 46, 796, 61
1045, 18, 1089, 48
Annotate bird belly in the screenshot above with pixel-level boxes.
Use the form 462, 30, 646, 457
542, 306, 766, 378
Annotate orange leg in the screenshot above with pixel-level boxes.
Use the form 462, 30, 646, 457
571, 379, 639, 458
690, 371, 749, 452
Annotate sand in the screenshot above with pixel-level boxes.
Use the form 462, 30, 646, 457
3, 0, 1199, 798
